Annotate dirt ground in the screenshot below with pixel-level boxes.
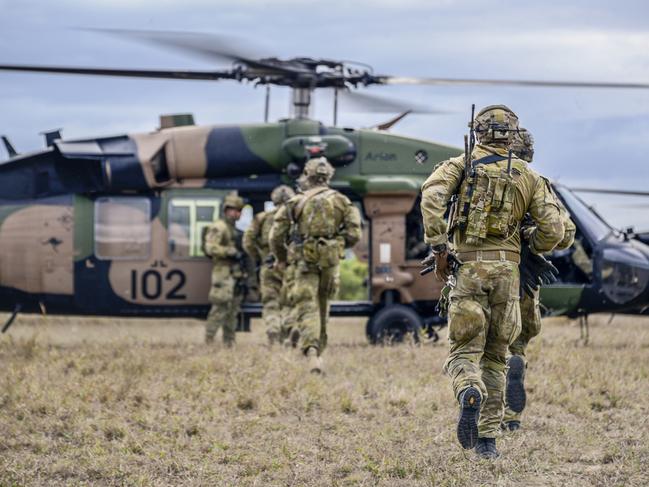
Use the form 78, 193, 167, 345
1, 313, 648, 486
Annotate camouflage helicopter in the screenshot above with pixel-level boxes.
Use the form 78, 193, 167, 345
2, 30, 649, 343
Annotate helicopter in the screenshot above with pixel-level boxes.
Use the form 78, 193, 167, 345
2, 30, 649, 343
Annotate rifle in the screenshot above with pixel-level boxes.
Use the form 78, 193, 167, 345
420, 250, 462, 278
458, 104, 476, 231
233, 229, 251, 296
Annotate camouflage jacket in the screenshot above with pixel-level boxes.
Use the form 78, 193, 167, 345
203, 218, 241, 266
421, 144, 564, 255
242, 209, 276, 262
269, 184, 362, 263
555, 192, 576, 251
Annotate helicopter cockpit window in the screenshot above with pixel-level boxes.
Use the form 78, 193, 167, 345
168, 197, 222, 259
95, 197, 151, 260
554, 187, 612, 242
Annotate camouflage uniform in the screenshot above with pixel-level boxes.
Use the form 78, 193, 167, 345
503, 130, 576, 426
269, 158, 361, 367
203, 193, 246, 346
279, 174, 311, 346
242, 185, 295, 344
421, 106, 564, 447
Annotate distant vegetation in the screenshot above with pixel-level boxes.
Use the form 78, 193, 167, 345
338, 257, 368, 301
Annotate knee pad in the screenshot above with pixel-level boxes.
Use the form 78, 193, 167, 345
449, 298, 486, 343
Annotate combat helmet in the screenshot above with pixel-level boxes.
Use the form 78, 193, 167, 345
473, 104, 520, 146
270, 185, 295, 205
511, 129, 534, 163
223, 192, 245, 211
303, 156, 335, 185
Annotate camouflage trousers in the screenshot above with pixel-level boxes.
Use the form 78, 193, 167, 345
444, 260, 521, 438
284, 261, 339, 354
205, 265, 244, 345
503, 287, 541, 424
260, 265, 284, 342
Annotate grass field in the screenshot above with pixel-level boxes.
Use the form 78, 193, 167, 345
1, 313, 648, 486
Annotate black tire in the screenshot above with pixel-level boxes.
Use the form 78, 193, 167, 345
369, 304, 422, 345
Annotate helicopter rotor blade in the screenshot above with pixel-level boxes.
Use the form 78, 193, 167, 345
339, 90, 447, 114
0, 64, 238, 81
571, 188, 649, 197
378, 76, 649, 90
89, 29, 303, 75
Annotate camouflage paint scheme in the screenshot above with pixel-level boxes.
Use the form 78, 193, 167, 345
1, 117, 648, 321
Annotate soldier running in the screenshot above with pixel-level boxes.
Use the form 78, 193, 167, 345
420, 105, 564, 458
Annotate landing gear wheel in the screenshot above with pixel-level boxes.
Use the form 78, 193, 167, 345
368, 304, 422, 345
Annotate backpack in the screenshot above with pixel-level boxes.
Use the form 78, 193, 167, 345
294, 188, 344, 268
299, 190, 338, 239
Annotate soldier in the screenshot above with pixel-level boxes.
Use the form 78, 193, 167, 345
242, 185, 295, 345
502, 130, 576, 431
269, 157, 361, 373
279, 174, 311, 348
203, 192, 247, 346
420, 105, 564, 458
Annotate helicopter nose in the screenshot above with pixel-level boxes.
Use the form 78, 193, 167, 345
599, 242, 649, 307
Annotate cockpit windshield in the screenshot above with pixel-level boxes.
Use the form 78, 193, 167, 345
554, 185, 613, 242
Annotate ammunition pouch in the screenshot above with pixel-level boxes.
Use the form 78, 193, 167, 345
456, 155, 518, 245
302, 236, 344, 268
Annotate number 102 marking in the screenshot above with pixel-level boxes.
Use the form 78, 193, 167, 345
130, 269, 187, 300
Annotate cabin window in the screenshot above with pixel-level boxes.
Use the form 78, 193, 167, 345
405, 196, 428, 260
94, 197, 151, 260
168, 197, 222, 259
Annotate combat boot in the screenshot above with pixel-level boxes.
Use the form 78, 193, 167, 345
456, 386, 481, 449
475, 437, 499, 459
305, 347, 323, 374
506, 355, 526, 413
288, 328, 300, 348
501, 420, 520, 432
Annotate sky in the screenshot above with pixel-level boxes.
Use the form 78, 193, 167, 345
1, 0, 649, 229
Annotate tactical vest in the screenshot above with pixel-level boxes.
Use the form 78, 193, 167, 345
290, 187, 344, 268
299, 190, 338, 238
450, 154, 525, 246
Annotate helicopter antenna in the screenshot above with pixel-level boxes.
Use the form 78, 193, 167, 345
333, 88, 339, 126
264, 85, 270, 122
1, 136, 18, 157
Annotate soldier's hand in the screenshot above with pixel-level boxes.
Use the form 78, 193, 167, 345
274, 260, 287, 272
433, 250, 451, 282
520, 213, 536, 243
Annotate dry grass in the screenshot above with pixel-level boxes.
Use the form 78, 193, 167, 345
1, 313, 649, 486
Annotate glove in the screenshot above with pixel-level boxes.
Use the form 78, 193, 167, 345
421, 246, 451, 282
519, 245, 559, 297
